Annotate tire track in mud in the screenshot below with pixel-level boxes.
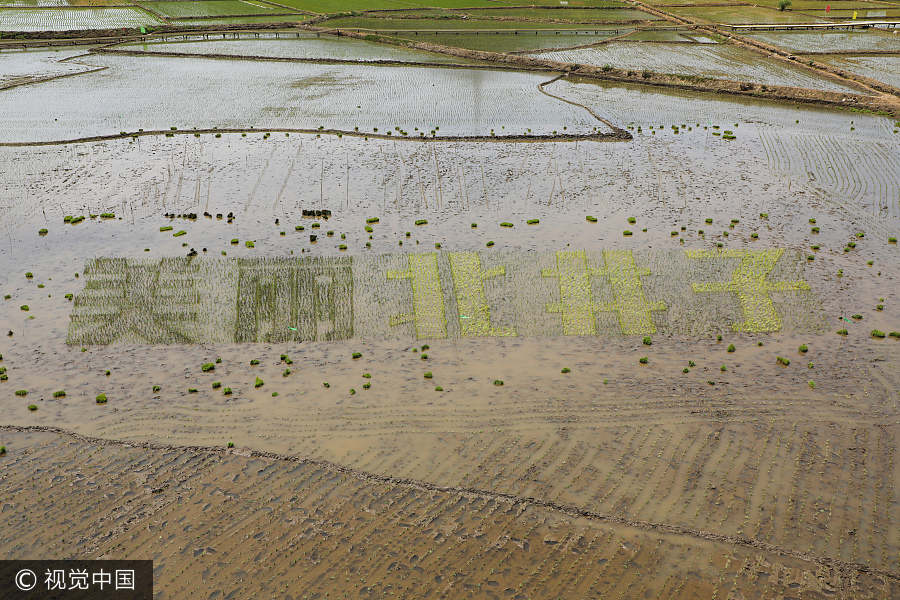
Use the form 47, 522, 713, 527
2, 423, 897, 584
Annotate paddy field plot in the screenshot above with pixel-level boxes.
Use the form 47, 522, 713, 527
747, 30, 900, 53
0, 48, 98, 87
531, 42, 865, 92
0, 6, 161, 31
0, 53, 605, 142
817, 54, 900, 89
115, 34, 476, 63
386, 30, 625, 52
668, 6, 830, 24
321, 15, 629, 31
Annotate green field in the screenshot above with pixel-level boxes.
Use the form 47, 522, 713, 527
272, 0, 641, 12
138, 1, 280, 18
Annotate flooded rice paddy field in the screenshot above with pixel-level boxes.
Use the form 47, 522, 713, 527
0, 53, 607, 141
748, 30, 900, 53
531, 42, 866, 93
0, 6, 161, 30
0, 29, 899, 599
115, 33, 476, 63
819, 54, 900, 89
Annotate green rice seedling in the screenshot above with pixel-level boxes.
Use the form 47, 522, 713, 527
212, 382, 221, 389
777, 356, 790, 366
64, 216, 73, 223
339, 245, 347, 251
38, 228, 48, 236
283, 368, 291, 377
705, 218, 713, 224
25, 272, 32, 279
152, 385, 161, 392
751, 233, 758, 239
889, 332, 900, 338
100, 213, 115, 219
64, 293, 73, 301
727, 344, 735, 352
682, 368, 689, 373
698, 230, 705, 235
798, 344, 808, 353
365, 226, 373, 233
623, 231, 633, 236
53, 390, 65, 398
362, 383, 370, 390
326, 231, 334, 237
717, 334, 723, 342
889, 237, 897, 243
867, 261, 874, 266
362, 373, 371, 379
188, 388, 198, 393
15, 390, 26, 397
296, 225, 305, 231
561, 368, 571, 373
837, 329, 848, 335
322, 382, 330, 388
688, 361, 696, 367
104, 370, 110, 376
19, 305, 28, 311
312, 223, 320, 229
586, 216, 598, 223
486, 241, 495, 247
349, 388, 356, 395
808, 380, 815, 389
215, 358, 222, 364
271, 392, 278, 397
223, 387, 232, 395
627, 217, 636, 224
856, 232, 865, 238
671, 231, 679, 237
96, 393, 107, 404
852, 314, 863, 320
173, 230, 186, 237
250, 359, 260, 365
254, 377, 264, 388
0, 446, 5, 455
872, 330, 886, 338
643, 336, 651, 346
760, 213, 768, 219
500, 222, 513, 228
421, 353, 428, 360
720, 365, 727, 372
876, 304, 883, 311
352, 352, 362, 359
280, 354, 288, 361
245, 241, 255, 248
201, 363, 214, 372
808, 362, 814, 369
811, 227, 819, 233
493, 379, 504, 385
639, 357, 649, 364
527, 219, 539, 225
471, 223, 477, 228
28, 404, 37, 411
366, 217, 379, 224
227, 442, 234, 448
809, 218, 816, 224
231, 239, 239, 245
424, 372, 433, 379
434, 386, 443, 391
415, 219, 428, 226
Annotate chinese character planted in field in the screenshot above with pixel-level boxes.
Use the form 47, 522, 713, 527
542, 250, 665, 336
235, 256, 354, 343
67, 258, 200, 345
387, 253, 447, 339
448, 252, 515, 337
685, 248, 809, 333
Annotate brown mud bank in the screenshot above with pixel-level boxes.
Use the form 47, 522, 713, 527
320, 27, 900, 117
3, 424, 897, 585
0, 125, 631, 147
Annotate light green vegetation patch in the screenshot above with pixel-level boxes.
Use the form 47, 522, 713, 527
273, 0, 632, 11
669, 6, 829, 24
67, 250, 823, 345
0, 7, 160, 31
138, 0, 278, 18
